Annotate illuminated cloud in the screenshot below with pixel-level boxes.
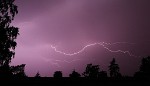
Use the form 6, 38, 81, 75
11, 0, 150, 77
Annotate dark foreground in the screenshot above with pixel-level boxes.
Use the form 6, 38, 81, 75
0, 77, 149, 86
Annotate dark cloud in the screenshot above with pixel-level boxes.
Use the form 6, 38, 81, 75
11, 0, 150, 76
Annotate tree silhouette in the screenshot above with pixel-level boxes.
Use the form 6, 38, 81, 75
98, 71, 108, 79
140, 56, 150, 74
109, 58, 121, 78
53, 71, 62, 78
0, 0, 19, 77
83, 64, 100, 78
134, 56, 150, 78
69, 70, 81, 78
35, 72, 41, 78
11, 64, 27, 77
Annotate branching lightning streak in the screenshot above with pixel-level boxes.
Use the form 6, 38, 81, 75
42, 42, 138, 67
51, 43, 100, 56
50, 42, 138, 57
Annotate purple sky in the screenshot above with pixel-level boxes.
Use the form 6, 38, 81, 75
11, 0, 150, 77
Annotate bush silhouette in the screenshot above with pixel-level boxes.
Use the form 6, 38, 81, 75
69, 70, 81, 78
83, 63, 100, 78
98, 71, 108, 79
11, 64, 27, 77
35, 72, 41, 78
53, 71, 62, 78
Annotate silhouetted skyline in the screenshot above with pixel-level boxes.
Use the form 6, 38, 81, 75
10, 0, 150, 77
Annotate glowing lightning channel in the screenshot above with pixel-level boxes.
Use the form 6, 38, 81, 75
50, 42, 138, 57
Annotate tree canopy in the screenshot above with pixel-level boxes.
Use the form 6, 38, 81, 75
0, 0, 21, 77
109, 58, 121, 78
0, 0, 19, 66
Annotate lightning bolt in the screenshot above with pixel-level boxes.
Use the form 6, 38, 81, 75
50, 42, 138, 57
42, 42, 139, 67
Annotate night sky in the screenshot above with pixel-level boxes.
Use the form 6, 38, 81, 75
11, 0, 150, 77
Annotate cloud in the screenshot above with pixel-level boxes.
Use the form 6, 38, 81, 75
10, 0, 150, 76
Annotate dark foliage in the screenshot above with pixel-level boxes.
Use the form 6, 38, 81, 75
109, 58, 122, 78
0, 0, 26, 78
98, 71, 108, 78
35, 72, 41, 77
53, 71, 62, 78
0, 0, 18, 67
83, 63, 100, 78
134, 56, 150, 79
11, 64, 27, 77
69, 70, 81, 78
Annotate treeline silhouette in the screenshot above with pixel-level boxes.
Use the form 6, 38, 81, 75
33, 57, 150, 79
1, 56, 150, 80
0, 57, 149, 85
